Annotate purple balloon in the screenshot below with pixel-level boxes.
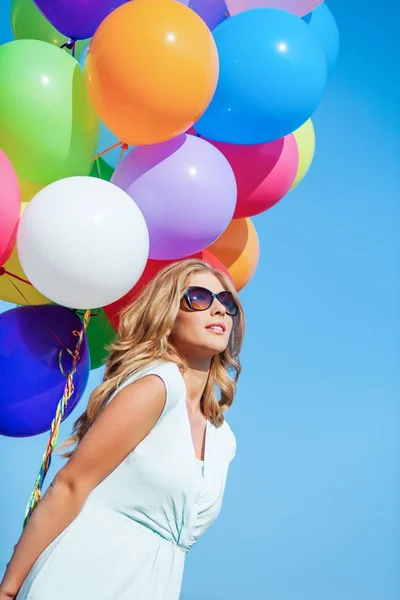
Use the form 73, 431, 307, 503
177, 0, 229, 30
111, 134, 237, 260
33, 0, 129, 40
0, 305, 90, 438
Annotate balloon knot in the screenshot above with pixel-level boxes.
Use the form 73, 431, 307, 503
64, 39, 76, 50
0, 267, 5, 276
60, 39, 77, 56
121, 143, 129, 151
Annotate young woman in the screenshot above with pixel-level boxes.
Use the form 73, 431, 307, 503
0, 258, 244, 600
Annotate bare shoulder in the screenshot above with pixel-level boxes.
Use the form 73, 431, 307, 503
58, 374, 167, 496
103, 373, 167, 417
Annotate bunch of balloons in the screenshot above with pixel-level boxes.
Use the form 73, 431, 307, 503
0, 0, 339, 438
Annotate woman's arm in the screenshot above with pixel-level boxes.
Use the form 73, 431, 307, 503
0, 476, 88, 597
0, 375, 167, 597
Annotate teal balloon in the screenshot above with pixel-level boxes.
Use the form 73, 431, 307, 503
0, 40, 99, 185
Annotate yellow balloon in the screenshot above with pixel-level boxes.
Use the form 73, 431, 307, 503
18, 178, 45, 202
291, 119, 316, 191
0, 202, 50, 305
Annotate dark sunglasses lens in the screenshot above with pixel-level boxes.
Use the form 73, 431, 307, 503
217, 292, 238, 316
186, 287, 212, 310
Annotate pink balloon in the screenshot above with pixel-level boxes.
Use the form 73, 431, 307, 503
0, 151, 20, 266
192, 132, 298, 218
226, 0, 324, 17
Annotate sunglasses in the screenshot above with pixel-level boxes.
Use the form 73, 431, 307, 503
182, 286, 239, 317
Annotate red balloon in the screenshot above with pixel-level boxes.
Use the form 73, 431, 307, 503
201, 250, 231, 280
104, 250, 231, 330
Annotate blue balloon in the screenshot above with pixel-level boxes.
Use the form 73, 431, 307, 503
79, 44, 133, 168
302, 4, 339, 76
195, 9, 328, 145
0, 305, 90, 438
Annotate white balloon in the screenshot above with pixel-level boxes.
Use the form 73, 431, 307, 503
17, 176, 149, 309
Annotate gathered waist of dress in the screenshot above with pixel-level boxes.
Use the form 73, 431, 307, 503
126, 514, 191, 554
83, 499, 192, 554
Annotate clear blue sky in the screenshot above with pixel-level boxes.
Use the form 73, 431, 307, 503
1, 1, 399, 599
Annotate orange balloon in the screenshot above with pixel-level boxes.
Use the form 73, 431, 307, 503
208, 218, 260, 291
86, 0, 219, 146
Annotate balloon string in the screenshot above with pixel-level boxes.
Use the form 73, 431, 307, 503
58, 347, 75, 377
115, 143, 129, 167
92, 142, 124, 161
22, 309, 91, 530
0, 272, 28, 304
0, 269, 79, 367
0, 267, 32, 286
95, 157, 102, 178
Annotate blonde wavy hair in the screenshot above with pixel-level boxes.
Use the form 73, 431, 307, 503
57, 259, 245, 459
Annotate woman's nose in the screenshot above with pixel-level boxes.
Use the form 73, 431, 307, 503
210, 297, 226, 316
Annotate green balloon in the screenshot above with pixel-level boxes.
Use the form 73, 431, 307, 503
79, 309, 116, 371
90, 157, 115, 182
0, 40, 99, 185
11, 0, 90, 58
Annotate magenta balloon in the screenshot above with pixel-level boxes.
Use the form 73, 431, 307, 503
209, 134, 299, 218
177, 0, 228, 30
33, 0, 130, 40
111, 135, 237, 260
0, 150, 20, 266
226, 0, 324, 17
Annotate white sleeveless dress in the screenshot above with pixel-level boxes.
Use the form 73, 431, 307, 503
16, 360, 237, 600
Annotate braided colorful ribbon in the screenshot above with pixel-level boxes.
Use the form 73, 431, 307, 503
22, 308, 91, 529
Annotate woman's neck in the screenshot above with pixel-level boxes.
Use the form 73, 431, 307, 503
182, 360, 210, 416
